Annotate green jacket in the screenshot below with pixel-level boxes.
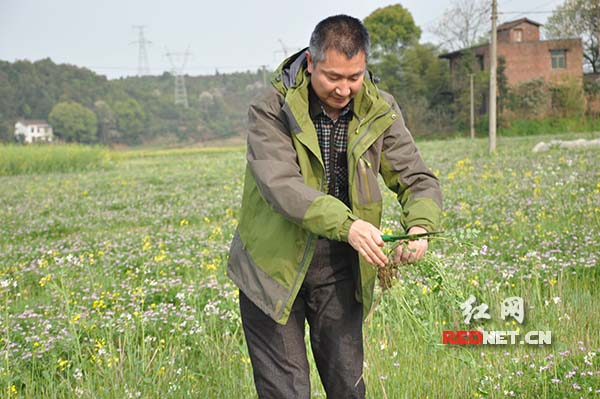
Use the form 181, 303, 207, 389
228, 50, 442, 325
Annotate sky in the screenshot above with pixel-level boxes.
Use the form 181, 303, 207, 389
0, 0, 566, 79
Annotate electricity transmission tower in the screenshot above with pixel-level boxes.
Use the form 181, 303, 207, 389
165, 47, 191, 108
273, 39, 300, 61
278, 39, 291, 57
131, 25, 151, 76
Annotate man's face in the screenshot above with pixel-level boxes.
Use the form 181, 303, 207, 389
307, 48, 366, 117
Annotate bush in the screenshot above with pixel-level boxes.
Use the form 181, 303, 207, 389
549, 77, 585, 117
48, 101, 98, 143
505, 79, 550, 118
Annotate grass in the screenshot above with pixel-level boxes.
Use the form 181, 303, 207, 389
0, 143, 116, 176
0, 132, 599, 398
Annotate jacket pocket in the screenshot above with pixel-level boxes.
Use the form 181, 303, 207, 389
356, 157, 382, 205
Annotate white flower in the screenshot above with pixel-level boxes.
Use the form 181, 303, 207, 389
73, 368, 83, 380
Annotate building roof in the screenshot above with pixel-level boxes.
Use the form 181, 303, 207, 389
497, 17, 542, 31
439, 17, 553, 59
439, 43, 487, 59
16, 119, 51, 126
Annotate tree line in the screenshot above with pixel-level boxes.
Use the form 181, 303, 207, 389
0, 59, 267, 145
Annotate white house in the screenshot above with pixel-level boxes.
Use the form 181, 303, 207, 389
14, 120, 54, 143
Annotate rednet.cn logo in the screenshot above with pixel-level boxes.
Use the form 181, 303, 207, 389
442, 295, 552, 346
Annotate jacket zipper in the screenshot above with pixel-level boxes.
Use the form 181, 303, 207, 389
359, 157, 372, 203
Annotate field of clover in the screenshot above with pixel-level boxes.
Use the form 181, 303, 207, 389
1, 132, 599, 398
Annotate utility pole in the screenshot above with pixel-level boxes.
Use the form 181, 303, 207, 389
131, 25, 151, 76
165, 47, 191, 108
470, 74, 475, 139
261, 65, 267, 87
488, 0, 498, 153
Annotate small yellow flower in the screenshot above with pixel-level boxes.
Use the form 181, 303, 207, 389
142, 236, 152, 251
58, 358, 70, 371
204, 263, 217, 271
95, 338, 105, 350
39, 274, 52, 287
154, 250, 167, 262
180, 219, 189, 226
92, 299, 106, 310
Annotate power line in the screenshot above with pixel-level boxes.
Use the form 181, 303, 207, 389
500, 0, 561, 20
87, 64, 266, 73
498, 10, 554, 14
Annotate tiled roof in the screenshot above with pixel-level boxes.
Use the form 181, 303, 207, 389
17, 119, 50, 126
497, 18, 542, 31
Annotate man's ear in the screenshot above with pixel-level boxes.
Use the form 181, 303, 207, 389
306, 51, 313, 74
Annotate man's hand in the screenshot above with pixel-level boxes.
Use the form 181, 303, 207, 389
393, 226, 429, 264
348, 219, 388, 268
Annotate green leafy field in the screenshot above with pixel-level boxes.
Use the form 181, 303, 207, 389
1, 133, 599, 398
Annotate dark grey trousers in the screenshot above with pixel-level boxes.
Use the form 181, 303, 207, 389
240, 238, 365, 399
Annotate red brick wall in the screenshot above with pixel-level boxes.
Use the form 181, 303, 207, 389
472, 39, 583, 86
498, 30, 510, 43
498, 22, 540, 43
519, 23, 540, 42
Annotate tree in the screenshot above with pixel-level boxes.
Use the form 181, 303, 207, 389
48, 101, 97, 143
363, 5, 452, 136
94, 100, 119, 144
364, 4, 421, 58
112, 98, 146, 144
431, 0, 489, 52
545, 0, 600, 73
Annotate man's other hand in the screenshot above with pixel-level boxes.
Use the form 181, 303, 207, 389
393, 226, 429, 264
348, 220, 388, 268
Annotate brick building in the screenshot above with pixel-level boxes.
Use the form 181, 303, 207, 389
440, 18, 583, 87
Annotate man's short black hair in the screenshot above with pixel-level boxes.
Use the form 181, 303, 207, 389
309, 15, 370, 64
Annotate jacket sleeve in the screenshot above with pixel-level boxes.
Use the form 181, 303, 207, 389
246, 89, 357, 241
378, 94, 443, 232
